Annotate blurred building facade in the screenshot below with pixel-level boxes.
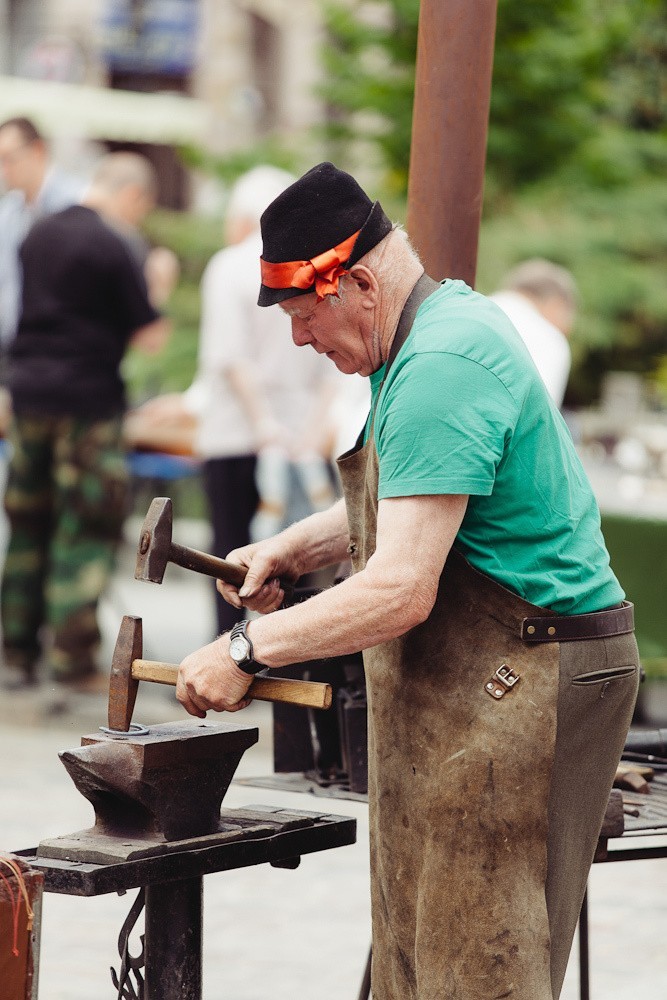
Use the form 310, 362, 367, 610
0, 0, 325, 206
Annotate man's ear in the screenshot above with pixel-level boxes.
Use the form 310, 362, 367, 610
347, 264, 379, 306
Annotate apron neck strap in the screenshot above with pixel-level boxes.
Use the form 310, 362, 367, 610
357, 273, 440, 451
384, 272, 441, 375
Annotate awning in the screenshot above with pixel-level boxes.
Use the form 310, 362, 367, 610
0, 75, 210, 145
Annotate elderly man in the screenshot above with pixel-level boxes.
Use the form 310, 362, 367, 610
177, 163, 638, 1000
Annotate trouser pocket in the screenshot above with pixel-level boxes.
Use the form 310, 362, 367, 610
572, 664, 637, 688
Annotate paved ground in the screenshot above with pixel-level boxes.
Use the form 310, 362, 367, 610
1, 518, 667, 998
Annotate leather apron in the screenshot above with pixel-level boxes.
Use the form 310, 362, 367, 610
336, 279, 639, 999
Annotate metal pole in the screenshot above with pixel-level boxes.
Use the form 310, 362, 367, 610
406, 0, 498, 287
145, 877, 203, 1000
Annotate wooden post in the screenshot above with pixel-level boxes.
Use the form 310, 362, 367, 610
406, 0, 498, 288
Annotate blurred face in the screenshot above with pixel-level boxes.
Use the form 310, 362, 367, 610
279, 282, 378, 376
0, 127, 46, 196
115, 183, 155, 226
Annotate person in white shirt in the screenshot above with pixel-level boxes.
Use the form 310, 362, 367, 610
131, 167, 341, 633
490, 258, 577, 408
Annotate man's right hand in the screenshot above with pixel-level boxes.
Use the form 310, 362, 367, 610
217, 537, 303, 615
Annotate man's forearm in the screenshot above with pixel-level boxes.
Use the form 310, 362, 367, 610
244, 493, 468, 666
277, 498, 350, 577
248, 555, 428, 667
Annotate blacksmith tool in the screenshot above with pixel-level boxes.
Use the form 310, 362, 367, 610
37, 719, 261, 859
134, 496, 293, 599
108, 615, 332, 732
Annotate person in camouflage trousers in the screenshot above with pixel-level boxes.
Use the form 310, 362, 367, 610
1, 152, 168, 689
2, 416, 128, 681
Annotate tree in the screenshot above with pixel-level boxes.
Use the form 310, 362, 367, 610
317, 0, 667, 402
318, 0, 665, 197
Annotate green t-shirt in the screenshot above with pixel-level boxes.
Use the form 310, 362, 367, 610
367, 279, 624, 614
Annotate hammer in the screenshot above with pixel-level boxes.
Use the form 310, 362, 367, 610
108, 615, 332, 732
134, 496, 293, 598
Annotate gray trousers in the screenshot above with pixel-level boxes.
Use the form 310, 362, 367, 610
547, 632, 639, 997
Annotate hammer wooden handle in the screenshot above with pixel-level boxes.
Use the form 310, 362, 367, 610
131, 659, 332, 710
169, 542, 247, 588
169, 542, 294, 600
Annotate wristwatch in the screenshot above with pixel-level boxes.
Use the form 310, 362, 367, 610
228, 621, 267, 675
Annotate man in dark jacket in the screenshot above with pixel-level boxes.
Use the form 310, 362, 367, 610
1, 153, 168, 691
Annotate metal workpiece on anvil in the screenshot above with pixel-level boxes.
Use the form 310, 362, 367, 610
37, 720, 260, 862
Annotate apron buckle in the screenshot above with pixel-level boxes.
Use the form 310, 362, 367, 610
484, 663, 521, 700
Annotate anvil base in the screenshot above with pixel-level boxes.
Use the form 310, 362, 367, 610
36, 806, 326, 865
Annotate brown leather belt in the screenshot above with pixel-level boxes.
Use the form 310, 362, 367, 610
521, 601, 634, 643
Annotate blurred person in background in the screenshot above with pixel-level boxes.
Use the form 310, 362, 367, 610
0, 117, 84, 531
490, 258, 577, 408
0, 152, 169, 694
0, 117, 83, 357
95, 153, 180, 310
130, 166, 340, 636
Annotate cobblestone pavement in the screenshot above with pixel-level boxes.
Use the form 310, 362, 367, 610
1, 519, 666, 999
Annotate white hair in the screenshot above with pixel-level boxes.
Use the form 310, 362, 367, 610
330, 226, 420, 304
226, 166, 296, 227
359, 226, 421, 282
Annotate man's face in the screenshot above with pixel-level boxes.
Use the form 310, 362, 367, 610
0, 127, 45, 195
279, 283, 377, 376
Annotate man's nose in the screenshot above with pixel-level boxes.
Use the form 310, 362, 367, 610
291, 318, 312, 347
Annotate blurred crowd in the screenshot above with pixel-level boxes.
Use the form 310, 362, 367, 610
0, 116, 579, 700
0, 119, 362, 697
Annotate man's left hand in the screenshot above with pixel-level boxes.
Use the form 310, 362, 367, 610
176, 636, 253, 717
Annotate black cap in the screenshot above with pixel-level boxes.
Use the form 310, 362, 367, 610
258, 162, 393, 306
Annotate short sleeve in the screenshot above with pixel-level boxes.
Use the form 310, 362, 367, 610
113, 241, 159, 333
374, 352, 518, 499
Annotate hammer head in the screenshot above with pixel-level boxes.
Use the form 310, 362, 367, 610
108, 615, 143, 731
134, 496, 172, 584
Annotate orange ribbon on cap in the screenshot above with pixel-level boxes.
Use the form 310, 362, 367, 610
260, 230, 361, 301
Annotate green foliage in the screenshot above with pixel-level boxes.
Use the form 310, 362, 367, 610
318, 1, 415, 191
123, 280, 201, 405
124, 0, 667, 409
179, 137, 301, 186
600, 0, 667, 134
318, 0, 620, 193
318, 0, 667, 195
318, 0, 418, 192
317, 0, 667, 402
142, 209, 221, 284
488, 0, 603, 188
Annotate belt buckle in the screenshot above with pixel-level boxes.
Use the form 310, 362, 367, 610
485, 663, 520, 700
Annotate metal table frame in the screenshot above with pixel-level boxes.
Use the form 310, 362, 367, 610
15, 804, 356, 1000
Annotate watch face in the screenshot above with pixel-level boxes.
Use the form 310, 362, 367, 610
229, 635, 250, 663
